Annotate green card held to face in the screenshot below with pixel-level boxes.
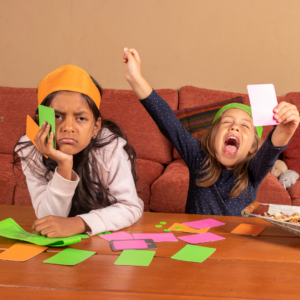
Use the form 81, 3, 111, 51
38, 105, 56, 148
114, 250, 156, 266
171, 244, 216, 263
43, 248, 96, 266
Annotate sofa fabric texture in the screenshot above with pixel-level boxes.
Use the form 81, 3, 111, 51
1, 85, 299, 214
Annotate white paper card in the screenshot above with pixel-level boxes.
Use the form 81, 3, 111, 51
247, 84, 279, 126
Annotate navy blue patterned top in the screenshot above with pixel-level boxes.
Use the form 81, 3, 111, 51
141, 90, 288, 216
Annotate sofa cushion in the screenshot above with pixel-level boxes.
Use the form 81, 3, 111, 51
286, 92, 300, 109
173, 96, 243, 159
135, 158, 164, 212
255, 173, 291, 205
150, 159, 189, 213
176, 86, 288, 160
0, 154, 16, 204
0, 86, 37, 154
282, 92, 300, 175
13, 171, 32, 206
282, 125, 300, 175
101, 89, 178, 164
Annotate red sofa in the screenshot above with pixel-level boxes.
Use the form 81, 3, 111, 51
1, 85, 299, 214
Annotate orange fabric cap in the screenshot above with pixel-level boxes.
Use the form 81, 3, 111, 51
38, 65, 101, 108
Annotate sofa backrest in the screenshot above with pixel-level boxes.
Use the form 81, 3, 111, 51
100, 88, 178, 164
0, 86, 37, 154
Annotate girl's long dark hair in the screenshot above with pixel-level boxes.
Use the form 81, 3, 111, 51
13, 77, 137, 217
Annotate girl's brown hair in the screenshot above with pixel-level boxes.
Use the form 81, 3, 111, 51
196, 111, 261, 198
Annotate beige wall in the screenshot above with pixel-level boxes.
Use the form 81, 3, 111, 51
0, 0, 299, 96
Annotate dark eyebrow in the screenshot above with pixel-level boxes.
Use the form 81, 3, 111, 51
54, 110, 89, 116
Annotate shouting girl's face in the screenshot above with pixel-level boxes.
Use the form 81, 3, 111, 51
50, 91, 101, 155
214, 108, 257, 169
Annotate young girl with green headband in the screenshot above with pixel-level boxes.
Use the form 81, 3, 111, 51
123, 48, 300, 216
13, 65, 143, 237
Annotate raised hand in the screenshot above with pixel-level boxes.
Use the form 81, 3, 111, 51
123, 48, 152, 100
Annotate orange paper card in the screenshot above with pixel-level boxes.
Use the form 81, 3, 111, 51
26, 115, 48, 158
0, 243, 48, 261
231, 223, 266, 236
168, 223, 209, 234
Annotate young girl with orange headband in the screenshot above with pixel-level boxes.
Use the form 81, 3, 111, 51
14, 65, 143, 237
123, 48, 300, 216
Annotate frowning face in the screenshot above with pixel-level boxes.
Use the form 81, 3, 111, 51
50, 91, 101, 155
214, 108, 257, 169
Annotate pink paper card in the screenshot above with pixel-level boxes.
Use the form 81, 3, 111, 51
133, 233, 178, 242
99, 231, 133, 241
183, 219, 225, 229
178, 232, 225, 244
113, 240, 148, 250
247, 84, 278, 126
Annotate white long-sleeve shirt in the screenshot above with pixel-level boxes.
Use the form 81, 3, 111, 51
17, 128, 144, 236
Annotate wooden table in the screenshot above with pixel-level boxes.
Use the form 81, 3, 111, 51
1, 205, 300, 300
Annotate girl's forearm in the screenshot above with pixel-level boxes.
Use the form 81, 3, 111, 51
127, 76, 152, 100
271, 126, 291, 147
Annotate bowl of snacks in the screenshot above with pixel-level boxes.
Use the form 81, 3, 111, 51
242, 201, 300, 236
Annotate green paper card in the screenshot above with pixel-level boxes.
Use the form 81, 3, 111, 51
43, 248, 95, 266
38, 105, 56, 148
114, 250, 156, 266
0, 218, 82, 247
171, 244, 216, 263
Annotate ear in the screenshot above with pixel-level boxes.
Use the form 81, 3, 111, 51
92, 116, 101, 138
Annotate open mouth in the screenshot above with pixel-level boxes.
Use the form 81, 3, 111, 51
224, 135, 240, 155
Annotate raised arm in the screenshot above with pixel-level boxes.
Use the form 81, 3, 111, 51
123, 48, 203, 168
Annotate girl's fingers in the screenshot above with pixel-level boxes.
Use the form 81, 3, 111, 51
40, 227, 55, 237
274, 101, 288, 113
128, 48, 141, 62
47, 132, 54, 147
283, 111, 299, 124
282, 115, 298, 124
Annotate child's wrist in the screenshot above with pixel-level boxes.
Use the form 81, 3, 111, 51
57, 162, 73, 181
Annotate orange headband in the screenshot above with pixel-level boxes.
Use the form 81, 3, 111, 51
38, 65, 101, 108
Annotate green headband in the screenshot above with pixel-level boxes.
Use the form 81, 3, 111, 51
212, 103, 263, 138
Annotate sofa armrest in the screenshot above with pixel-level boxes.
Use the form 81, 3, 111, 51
255, 173, 291, 205
287, 180, 300, 206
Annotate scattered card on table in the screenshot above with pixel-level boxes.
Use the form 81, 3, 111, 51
0, 243, 48, 261
99, 231, 133, 241
247, 84, 278, 126
43, 248, 95, 266
171, 244, 216, 263
110, 239, 157, 251
178, 232, 225, 244
168, 223, 209, 234
114, 250, 156, 266
133, 233, 178, 242
183, 219, 225, 229
231, 223, 266, 236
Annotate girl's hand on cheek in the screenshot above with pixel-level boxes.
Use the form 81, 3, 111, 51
32, 215, 89, 238
34, 122, 73, 166
274, 102, 300, 135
